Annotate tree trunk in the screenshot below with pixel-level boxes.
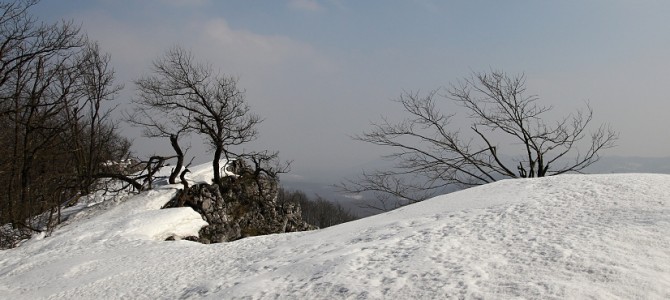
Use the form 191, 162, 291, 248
212, 147, 222, 184
168, 134, 184, 184
180, 168, 190, 190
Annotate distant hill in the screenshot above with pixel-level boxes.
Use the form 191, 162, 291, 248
585, 156, 670, 174
282, 156, 670, 216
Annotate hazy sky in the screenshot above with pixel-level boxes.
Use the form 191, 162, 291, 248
33, 0, 670, 180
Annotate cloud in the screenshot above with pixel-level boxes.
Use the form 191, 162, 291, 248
193, 18, 337, 77
73, 10, 335, 80
70, 7, 348, 168
288, 0, 324, 12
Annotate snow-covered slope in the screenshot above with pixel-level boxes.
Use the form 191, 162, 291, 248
0, 173, 668, 299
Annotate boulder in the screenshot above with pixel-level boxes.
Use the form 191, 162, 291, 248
162, 166, 316, 243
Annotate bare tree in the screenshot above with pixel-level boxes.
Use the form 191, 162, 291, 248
342, 71, 617, 209
0, 0, 84, 228
0, 1, 133, 245
134, 46, 261, 184
125, 99, 190, 184
0, 0, 82, 95
68, 41, 124, 193
234, 150, 292, 198
278, 189, 358, 228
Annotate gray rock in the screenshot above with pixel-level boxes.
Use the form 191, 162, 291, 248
162, 162, 316, 243
201, 199, 212, 212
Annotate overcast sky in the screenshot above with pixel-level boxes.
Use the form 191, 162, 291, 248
33, 0, 670, 181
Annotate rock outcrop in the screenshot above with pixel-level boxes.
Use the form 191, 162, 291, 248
162, 161, 316, 243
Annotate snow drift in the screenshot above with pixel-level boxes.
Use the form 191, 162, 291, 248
0, 171, 668, 299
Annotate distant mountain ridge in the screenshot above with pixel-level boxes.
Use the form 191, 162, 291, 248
282, 156, 670, 216
585, 156, 670, 174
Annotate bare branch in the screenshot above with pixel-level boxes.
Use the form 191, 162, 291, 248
342, 70, 617, 211
131, 46, 264, 184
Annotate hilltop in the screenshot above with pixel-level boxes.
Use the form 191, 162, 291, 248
0, 167, 668, 299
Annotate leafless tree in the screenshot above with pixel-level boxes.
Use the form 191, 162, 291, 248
68, 42, 125, 193
342, 71, 617, 209
0, 1, 133, 245
234, 150, 292, 198
125, 99, 190, 184
134, 46, 261, 184
277, 189, 358, 228
0, 0, 84, 229
0, 0, 82, 96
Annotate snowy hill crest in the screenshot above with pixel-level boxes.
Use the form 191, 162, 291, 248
0, 173, 668, 299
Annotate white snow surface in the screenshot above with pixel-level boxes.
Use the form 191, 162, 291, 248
0, 171, 668, 299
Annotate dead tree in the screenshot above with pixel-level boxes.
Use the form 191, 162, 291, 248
134, 46, 261, 184
0, 0, 85, 229
342, 71, 618, 209
125, 101, 190, 185
0, 1, 138, 244
236, 151, 291, 198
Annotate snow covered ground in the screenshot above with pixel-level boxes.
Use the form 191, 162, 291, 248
0, 170, 668, 299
